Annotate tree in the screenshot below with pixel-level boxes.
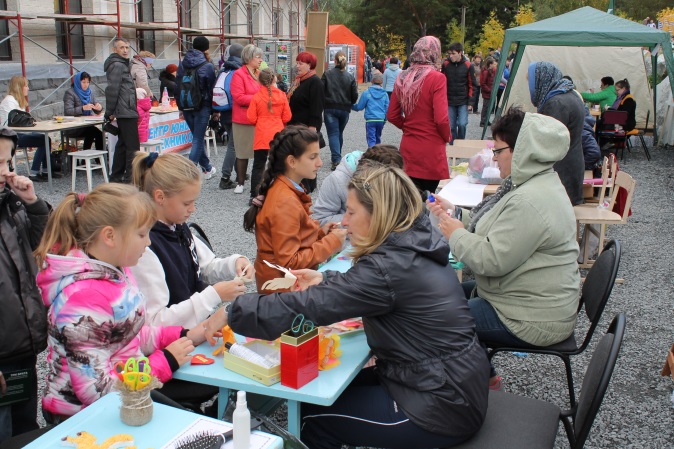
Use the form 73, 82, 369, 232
446, 18, 464, 47
475, 11, 505, 57
513, 4, 537, 27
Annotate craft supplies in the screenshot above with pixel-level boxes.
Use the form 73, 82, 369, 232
225, 342, 277, 369
174, 431, 227, 449
290, 313, 314, 337
222, 340, 282, 385
115, 358, 161, 426
233, 391, 251, 449
260, 260, 297, 290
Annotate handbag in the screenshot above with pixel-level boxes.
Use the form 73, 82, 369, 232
103, 119, 119, 136
7, 109, 36, 127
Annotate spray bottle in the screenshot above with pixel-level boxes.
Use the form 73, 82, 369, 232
233, 390, 251, 449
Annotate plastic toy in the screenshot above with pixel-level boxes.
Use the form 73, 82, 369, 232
60, 431, 138, 449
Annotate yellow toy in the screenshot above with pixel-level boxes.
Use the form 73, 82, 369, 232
212, 325, 237, 356
61, 431, 141, 449
318, 332, 342, 370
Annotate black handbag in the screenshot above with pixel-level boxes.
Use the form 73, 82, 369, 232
103, 119, 119, 136
7, 109, 36, 127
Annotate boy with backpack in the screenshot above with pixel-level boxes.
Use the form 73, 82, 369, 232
351, 73, 389, 147
175, 36, 217, 179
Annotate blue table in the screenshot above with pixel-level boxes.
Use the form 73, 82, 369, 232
23, 392, 283, 448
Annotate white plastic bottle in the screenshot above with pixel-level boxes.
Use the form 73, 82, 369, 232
233, 390, 251, 449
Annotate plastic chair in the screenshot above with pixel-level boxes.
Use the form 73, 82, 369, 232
596, 110, 628, 158
487, 239, 621, 409
452, 313, 626, 449
69, 149, 109, 192
205, 128, 218, 157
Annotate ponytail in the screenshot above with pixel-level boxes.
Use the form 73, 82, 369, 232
335, 51, 347, 71
132, 151, 201, 197
243, 125, 320, 232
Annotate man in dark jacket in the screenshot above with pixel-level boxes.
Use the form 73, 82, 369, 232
175, 36, 217, 177
0, 129, 49, 443
218, 43, 244, 190
104, 37, 139, 183
441, 42, 476, 144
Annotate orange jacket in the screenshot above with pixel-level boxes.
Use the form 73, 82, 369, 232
254, 175, 342, 292
247, 86, 292, 150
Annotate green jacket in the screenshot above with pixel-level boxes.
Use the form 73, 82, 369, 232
450, 113, 580, 346
581, 85, 617, 111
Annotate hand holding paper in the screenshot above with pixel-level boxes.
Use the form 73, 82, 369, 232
261, 260, 297, 290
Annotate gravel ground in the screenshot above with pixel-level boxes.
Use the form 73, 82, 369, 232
30, 101, 674, 448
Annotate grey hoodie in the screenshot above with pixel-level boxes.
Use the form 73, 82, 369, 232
312, 151, 363, 226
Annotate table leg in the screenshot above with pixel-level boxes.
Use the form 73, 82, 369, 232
44, 133, 53, 193
287, 400, 301, 438
218, 387, 230, 419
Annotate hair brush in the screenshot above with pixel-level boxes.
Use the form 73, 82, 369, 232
173, 429, 232, 449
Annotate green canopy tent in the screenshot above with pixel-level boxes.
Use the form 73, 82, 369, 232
484, 6, 674, 140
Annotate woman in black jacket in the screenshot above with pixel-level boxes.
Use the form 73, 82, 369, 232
322, 51, 358, 170
609, 78, 637, 132
159, 64, 178, 98
223, 165, 489, 449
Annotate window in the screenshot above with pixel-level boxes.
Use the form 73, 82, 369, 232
0, 0, 10, 60
272, 8, 281, 37
222, 0, 232, 34
56, 0, 85, 59
289, 11, 298, 38
180, 0, 192, 28
137, 0, 155, 54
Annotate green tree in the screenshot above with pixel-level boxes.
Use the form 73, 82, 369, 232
476, 11, 505, 57
446, 18, 464, 46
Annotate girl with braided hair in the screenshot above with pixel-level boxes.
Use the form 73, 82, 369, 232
244, 125, 346, 292
247, 68, 292, 203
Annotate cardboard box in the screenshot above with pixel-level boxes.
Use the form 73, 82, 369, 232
280, 327, 319, 389
223, 341, 281, 386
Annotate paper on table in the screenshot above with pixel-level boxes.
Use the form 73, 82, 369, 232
437, 175, 487, 208
160, 417, 276, 449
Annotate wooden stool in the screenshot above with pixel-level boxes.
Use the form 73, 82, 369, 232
139, 139, 163, 153
205, 128, 218, 157
69, 150, 109, 192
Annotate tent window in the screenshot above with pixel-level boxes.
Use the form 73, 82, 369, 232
0, 0, 10, 61
138, 0, 155, 54
56, 0, 85, 59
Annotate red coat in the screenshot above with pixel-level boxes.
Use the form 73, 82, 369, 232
247, 86, 292, 150
480, 68, 496, 99
231, 66, 261, 124
387, 70, 450, 181
136, 97, 152, 143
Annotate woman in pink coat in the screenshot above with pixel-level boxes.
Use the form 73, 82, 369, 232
387, 36, 451, 193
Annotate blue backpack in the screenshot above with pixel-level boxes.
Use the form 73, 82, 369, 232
177, 61, 207, 111
212, 68, 235, 111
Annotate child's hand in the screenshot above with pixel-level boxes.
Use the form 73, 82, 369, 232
4, 172, 37, 205
165, 337, 195, 366
213, 279, 246, 301
235, 257, 255, 282
203, 308, 228, 345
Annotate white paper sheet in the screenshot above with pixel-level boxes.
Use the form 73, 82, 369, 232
160, 417, 277, 449
437, 175, 487, 208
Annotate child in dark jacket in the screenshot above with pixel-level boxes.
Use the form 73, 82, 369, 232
0, 128, 50, 443
352, 73, 390, 147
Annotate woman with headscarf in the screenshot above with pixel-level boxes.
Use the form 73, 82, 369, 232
63, 71, 104, 152
527, 61, 585, 206
429, 108, 580, 391
387, 36, 450, 193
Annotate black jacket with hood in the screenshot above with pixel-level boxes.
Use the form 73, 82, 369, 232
0, 188, 50, 363
159, 70, 177, 98
441, 55, 476, 106
228, 213, 489, 439
175, 49, 216, 110
104, 53, 138, 119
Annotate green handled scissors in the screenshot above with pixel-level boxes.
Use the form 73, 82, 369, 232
122, 357, 151, 391
291, 314, 315, 337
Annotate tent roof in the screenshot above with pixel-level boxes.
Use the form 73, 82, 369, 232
506, 6, 671, 47
328, 24, 365, 47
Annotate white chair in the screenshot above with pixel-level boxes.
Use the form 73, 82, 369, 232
12, 147, 31, 175
139, 139, 163, 154
69, 149, 109, 192
205, 128, 218, 157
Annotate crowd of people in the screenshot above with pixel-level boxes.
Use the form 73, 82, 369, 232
0, 32, 646, 448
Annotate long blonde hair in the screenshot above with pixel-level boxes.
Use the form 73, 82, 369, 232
131, 152, 201, 198
258, 68, 275, 113
334, 51, 347, 71
7, 76, 28, 110
347, 165, 422, 262
35, 184, 156, 268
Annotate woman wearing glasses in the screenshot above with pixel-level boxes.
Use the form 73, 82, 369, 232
429, 108, 581, 391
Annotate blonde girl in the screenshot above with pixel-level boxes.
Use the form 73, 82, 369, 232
247, 68, 292, 202
0, 76, 51, 180
131, 152, 253, 328
35, 183, 225, 420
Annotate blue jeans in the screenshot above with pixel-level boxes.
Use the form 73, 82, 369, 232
449, 104, 469, 144
0, 357, 39, 444
365, 121, 384, 148
183, 107, 212, 172
463, 281, 528, 377
17, 133, 48, 175
220, 121, 236, 179
323, 109, 350, 164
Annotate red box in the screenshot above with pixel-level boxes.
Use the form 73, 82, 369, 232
280, 327, 319, 389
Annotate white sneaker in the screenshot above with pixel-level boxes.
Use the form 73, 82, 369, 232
203, 167, 217, 180
234, 184, 244, 194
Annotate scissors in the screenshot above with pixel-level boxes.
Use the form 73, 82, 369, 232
113, 357, 152, 390
291, 314, 315, 337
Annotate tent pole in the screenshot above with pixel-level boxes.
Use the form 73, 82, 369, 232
481, 36, 511, 139
652, 50, 658, 142
500, 44, 522, 115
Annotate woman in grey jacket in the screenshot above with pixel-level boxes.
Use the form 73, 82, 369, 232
63, 72, 104, 151
226, 165, 489, 449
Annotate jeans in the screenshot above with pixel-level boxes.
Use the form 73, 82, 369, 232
220, 121, 236, 179
183, 107, 212, 172
17, 133, 48, 175
301, 368, 468, 449
323, 109, 350, 164
449, 104, 469, 143
365, 121, 384, 148
0, 357, 39, 444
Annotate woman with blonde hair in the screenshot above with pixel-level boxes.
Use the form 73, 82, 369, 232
0, 76, 53, 181
322, 50, 358, 170
231, 164, 489, 448
131, 50, 156, 98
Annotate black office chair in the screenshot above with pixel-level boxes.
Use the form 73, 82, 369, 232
452, 313, 626, 449
487, 239, 621, 408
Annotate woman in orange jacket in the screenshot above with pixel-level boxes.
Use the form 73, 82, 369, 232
244, 126, 346, 293
247, 68, 292, 202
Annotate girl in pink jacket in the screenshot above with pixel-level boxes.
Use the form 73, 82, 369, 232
35, 183, 227, 420
136, 87, 152, 143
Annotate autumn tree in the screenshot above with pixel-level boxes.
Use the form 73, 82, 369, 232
446, 18, 464, 47
513, 4, 537, 27
475, 11, 505, 57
